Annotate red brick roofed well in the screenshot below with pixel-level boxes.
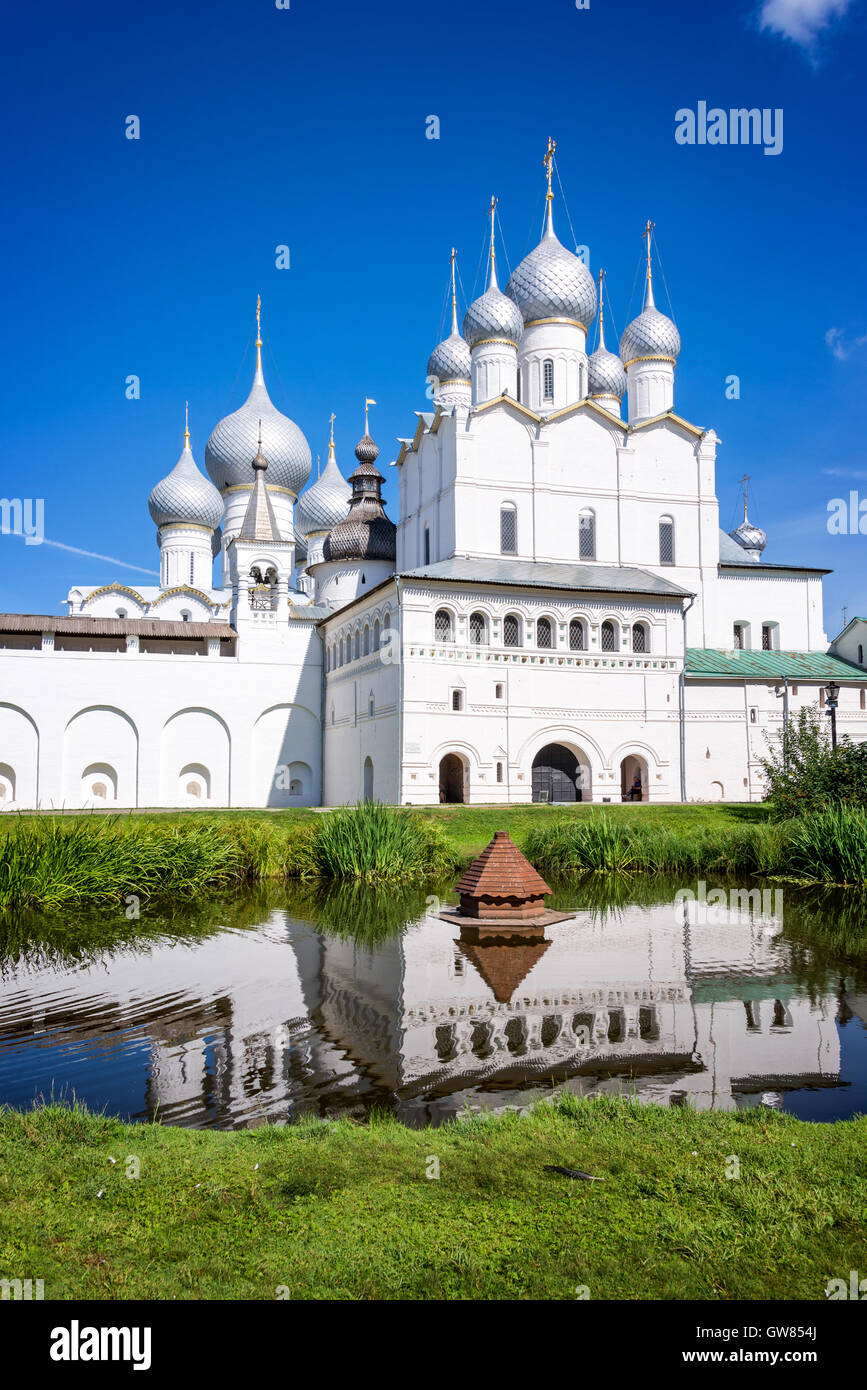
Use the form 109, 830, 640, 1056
455, 832, 552, 904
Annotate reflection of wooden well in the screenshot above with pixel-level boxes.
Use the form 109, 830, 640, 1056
438, 831, 574, 932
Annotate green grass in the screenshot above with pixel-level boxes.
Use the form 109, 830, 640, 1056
524, 807, 867, 885
1, 1097, 864, 1300
1, 802, 863, 914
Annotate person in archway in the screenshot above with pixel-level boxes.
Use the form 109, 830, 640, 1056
628, 771, 643, 802
439, 780, 446, 803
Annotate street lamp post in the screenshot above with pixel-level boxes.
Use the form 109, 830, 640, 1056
824, 680, 840, 750
772, 680, 789, 770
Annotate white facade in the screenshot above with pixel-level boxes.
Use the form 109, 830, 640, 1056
2, 176, 866, 811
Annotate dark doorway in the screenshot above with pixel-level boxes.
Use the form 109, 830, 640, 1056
439, 754, 465, 803
532, 744, 583, 802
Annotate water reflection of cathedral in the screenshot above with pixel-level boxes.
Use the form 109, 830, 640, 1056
1, 898, 846, 1127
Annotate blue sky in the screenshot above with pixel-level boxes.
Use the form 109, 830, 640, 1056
2, 0, 866, 635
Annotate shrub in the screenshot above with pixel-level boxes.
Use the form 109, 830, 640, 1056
759, 706, 867, 818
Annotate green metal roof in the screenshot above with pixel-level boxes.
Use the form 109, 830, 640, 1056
686, 649, 867, 681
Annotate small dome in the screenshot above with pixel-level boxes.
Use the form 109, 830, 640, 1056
148, 432, 224, 531
463, 278, 524, 349
588, 346, 626, 399
620, 274, 681, 366
295, 440, 352, 539
730, 519, 767, 557
205, 342, 311, 495
427, 330, 471, 384
505, 206, 596, 328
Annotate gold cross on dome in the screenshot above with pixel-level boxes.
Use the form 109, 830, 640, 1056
544, 137, 556, 198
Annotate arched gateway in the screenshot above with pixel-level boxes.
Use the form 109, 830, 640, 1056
439, 753, 465, 803
532, 744, 586, 803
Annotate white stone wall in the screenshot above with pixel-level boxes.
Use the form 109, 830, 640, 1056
0, 621, 323, 811
322, 588, 401, 805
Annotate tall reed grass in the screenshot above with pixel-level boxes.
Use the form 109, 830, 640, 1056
312, 801, 458, 882
525, 808, 867, 885
0, 804, 457, 912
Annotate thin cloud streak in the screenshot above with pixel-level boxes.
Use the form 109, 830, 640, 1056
6, 532, 158, 576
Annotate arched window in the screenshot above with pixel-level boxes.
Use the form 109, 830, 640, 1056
368, 692, 375, 718
543, 359, 554, 401
762, 622, 778, 651
423, 525, 431, 566
339, 637, 345, 667
373, 619, 380, 651
659, 516, 675, 566
496, 761, 504, 783
363, 625, 370, 656
500, 503, 517, 555
383, 612, 390, 633
116, 607, 127, 619
180, 610, 191, 623
469, 611, 486, 645
324, 648, 329, 673
435, 608, 454, 643
353, 630, 360, 660
537, 617, 553, 649
601, 620, 617, 652
569, 619, 585, 651
503, 614, 521, 647
632, 622, 648, 653
859, 644, 864, 665
733, 623, 745, 650
579, 508, 596, 561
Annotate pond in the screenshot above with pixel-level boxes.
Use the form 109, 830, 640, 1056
1, 877, 866, 1128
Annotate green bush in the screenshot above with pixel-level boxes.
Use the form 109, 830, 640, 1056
759, 706, 867, 818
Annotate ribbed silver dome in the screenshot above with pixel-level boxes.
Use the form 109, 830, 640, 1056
427, 330, 471, 384
463, 277, 524, 349
148, 434, 224, 531
505, 208, 596, 328
588, 346, 627, 399
295, 443, 352, 539
205, 356, 311, 495
620, 277, 681, 366
730, 519, 767, 556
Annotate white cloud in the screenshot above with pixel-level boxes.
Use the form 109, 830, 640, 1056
823, 468, 867, 480
825, 326, 867, 360
758, 0, 853, 45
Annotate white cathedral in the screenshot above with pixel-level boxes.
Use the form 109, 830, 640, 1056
2, 148, 866, 811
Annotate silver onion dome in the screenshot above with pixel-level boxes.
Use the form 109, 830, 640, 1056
205, 333, 311, 495
463, 252, 523, 349
588, 346, 627, 399
730, 518, 767, 558
427, 330, 471, 384
295, 435, 352, 539
619, 275, 681, 366
148, 429, 224, 531
505, 203, 596, 328
587, 300, 626, 399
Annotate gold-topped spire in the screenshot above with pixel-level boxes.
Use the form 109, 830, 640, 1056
327, 412, 336, 470
184, 400, 190, 448
741, 473, 752, 522
596, 270, 607, 351
642, 220, 656, 308
488, 195, 498, 290
449, 247, 459, 334
255, 293, 263, 374
543, 137, 556, 235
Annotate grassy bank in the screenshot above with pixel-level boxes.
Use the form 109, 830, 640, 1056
526, 805, 867, 885
0, 804, 457, 912
1, 802, 864, 913
1, 1097, 864, 1300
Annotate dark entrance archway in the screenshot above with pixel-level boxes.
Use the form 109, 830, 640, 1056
532, 744, 583, 802
439, 753, 465, 804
